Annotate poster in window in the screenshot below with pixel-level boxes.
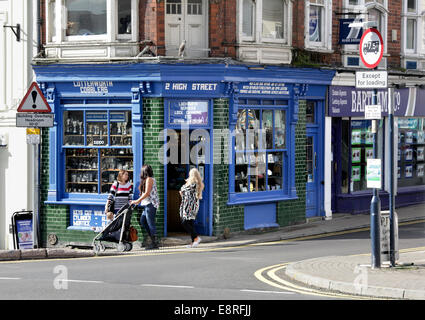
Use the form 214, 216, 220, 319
352, 166, 361, 182
398, 149, 401, 162
417, 147, 424, 161
366, 147, 374, 160
397, 166, 401, 179
417, 164, 424, 177
405, 165, 413, 178
405, 148, 413, 161
418, 131, 424, 144
352, 148, 361, 163
365, 131, 374, 145
351, 129, 362, 145
406, 131, 413, 144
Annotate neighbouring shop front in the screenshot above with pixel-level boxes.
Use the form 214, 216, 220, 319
33, 62, 334, 247
328, 84, 425, 214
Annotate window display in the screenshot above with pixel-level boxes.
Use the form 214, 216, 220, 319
234, 103, 287, 193
63, 110, 133, 194
397, 117, 425, 187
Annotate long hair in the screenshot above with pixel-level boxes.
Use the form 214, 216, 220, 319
117, 169, 130, 184
139, 165, 154, 194
185, 168, 204, 200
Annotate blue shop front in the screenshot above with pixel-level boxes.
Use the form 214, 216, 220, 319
33, 62, 334, 245
329, 85, 425, 214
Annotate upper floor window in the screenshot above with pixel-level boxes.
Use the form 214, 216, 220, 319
238, 0, 291, 44
305, 0, 332, 50
46, 0, 138, 43
402, 0, 422, 55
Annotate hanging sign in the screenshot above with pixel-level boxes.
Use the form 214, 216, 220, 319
339, 19, 363, 44
359, 28, 384, 69
17, 82, 51, 113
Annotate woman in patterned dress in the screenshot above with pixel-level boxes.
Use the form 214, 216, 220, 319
179, 168, 204, 248
131, 165, 160, 250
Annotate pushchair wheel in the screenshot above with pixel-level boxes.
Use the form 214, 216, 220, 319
124, 242, 133, 251
117, 243, 126, 252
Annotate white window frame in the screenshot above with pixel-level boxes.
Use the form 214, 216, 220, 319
239, 0, 256, 42
237, 0, 291, 45
46, 0, 139, 44
402, 0, 422, 55
305, 0, 332, 51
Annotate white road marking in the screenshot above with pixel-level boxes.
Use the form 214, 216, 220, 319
62, 279, 104, 284
0, 277, 21, 280
240, 289, 294, 295
141, 284, 194, 289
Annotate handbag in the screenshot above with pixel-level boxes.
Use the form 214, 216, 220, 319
129, 226, 138, 242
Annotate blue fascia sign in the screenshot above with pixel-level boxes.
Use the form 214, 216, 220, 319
339, 19, 363, 44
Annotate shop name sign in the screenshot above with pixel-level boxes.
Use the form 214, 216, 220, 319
238, 82, 289, 95
164, 82, 219, 94
355, 71, 387, 88
73, 81, 113, 94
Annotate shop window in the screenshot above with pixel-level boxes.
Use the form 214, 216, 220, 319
63, 110, 133, 195
234, 105, 287, 194
397, 118, 425, 188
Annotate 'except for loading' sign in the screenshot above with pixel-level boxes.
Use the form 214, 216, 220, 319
17, 82, 51, 113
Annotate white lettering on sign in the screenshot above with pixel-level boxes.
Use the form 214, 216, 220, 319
73, 81, 113, 94
164, 83, 218, 91
239, 82, 289, 95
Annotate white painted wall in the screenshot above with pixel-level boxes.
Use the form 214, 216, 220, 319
0, 0, 37, 249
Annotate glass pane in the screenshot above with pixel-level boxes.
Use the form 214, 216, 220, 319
267, 152, 283, 190
187, 0, 202, 15
65, 148, 99, 194
63, 111, 84, 145
274, 110, 286, 149
306, 137, 314, 182
407, 19, 416, 50
235, 154, 248, 193
166, 0, 182, 15
242, 0, 254, 37
368, 8, 382, 33
101, 148, 133, 194
110, 111, 132, 146
262, 0, 284, 39
306, 101, 315, 123
118, 0, 132, 34
65, 0, 106, 36
86, 111, 108, 146
349, 0, 359, 5
248, 152, 266, 192
48, 0, 56, 41
246, 109, 260, 150
408, 0, 416, 12
309, 5, 322, 42
262, 110, 273, 149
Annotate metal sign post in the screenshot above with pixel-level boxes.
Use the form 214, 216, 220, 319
388, 87, 396, 267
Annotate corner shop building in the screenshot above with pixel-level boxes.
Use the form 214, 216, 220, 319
33, 61, 334, 247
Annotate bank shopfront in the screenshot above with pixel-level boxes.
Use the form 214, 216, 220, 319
33, 62, 334, 247
329, 84, 425, 214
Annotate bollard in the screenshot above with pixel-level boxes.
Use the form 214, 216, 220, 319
370, 188, 381, 268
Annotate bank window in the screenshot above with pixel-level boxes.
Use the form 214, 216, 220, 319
397, 118, 425, 188
234, 103, 287, 193
63, 110, 133, 195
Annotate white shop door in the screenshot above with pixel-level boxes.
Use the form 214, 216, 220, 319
165, 0, 208, 58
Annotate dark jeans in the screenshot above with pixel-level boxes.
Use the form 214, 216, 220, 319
181, 219, 198, 242
140, 203, 157, 236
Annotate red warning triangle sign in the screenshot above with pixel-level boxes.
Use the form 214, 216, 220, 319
17, 82, 51, 113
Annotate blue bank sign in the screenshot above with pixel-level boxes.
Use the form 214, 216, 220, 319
339, 19, 363, 44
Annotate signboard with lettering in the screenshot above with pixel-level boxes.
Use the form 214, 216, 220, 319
328, 86, 425, 117
367, 158, 382, 189
163, 82, 221, 95
168, 100, 209, 126
339, 19, 363, 44
237, 82, 290, 95
70, 205, 109, 229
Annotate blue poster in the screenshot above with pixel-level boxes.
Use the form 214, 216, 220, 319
70, 205, 108, 228
16, 219, 33, 249
169, 100, 209, 125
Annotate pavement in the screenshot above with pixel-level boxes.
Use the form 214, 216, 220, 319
1, 203, 425, 300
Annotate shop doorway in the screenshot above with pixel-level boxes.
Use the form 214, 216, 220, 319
165, 0, 208, 58
165, 129, 210, 236
305, 100, 324, 218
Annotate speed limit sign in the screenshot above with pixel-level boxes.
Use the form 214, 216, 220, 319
359, 28, 384, 69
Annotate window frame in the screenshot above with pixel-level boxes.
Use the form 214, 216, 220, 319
46, 0, 139, 44
402, 0, 421, 55
60, 105, 134, 202
237, 0, 291, 45
305, 0, 332, 51
228, 99, 295, 205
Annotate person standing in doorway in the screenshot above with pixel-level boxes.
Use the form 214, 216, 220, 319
180, 168, 204, 248
131, 165, 160, 250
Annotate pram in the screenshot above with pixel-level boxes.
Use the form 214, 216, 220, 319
92, 202, 137, 254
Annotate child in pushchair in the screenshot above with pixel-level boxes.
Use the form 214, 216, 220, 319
92, 202, 138, 254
